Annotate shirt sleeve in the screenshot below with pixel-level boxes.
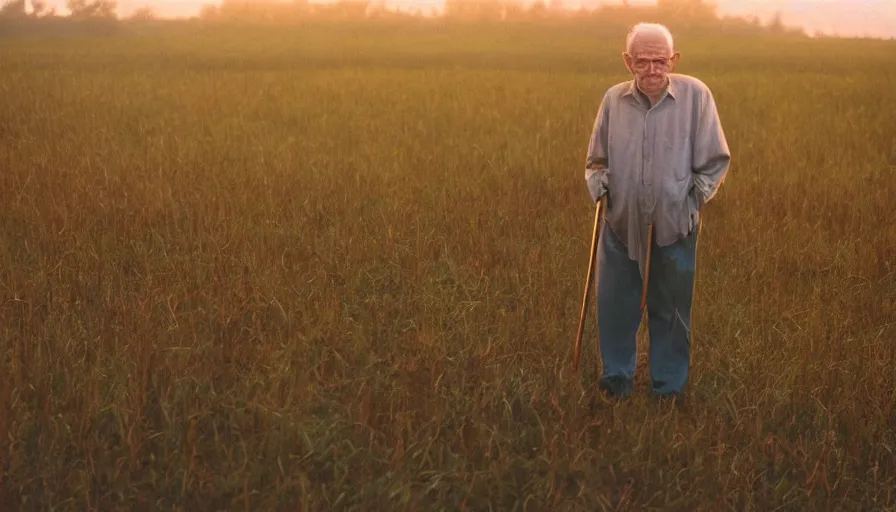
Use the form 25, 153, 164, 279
585, 93, 611, 203
691, 89, 731, 208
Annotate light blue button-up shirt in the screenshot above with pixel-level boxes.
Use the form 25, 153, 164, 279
584, 73, 731, 278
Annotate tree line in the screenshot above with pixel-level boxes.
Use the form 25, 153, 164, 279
0, 0, 806, 38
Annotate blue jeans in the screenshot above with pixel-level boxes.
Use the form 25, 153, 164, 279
595, 221, 698, 397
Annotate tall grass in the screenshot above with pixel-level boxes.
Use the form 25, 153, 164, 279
1, 23, 894, 510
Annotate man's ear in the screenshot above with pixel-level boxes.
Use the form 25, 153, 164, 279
622, 52, 634, 74
669, 51, 681, 71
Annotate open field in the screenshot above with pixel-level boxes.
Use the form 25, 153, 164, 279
1, 22, 895, 510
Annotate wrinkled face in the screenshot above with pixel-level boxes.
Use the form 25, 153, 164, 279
623, 34, 679, 97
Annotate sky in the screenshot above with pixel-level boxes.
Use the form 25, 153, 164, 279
30, 0, 896, 39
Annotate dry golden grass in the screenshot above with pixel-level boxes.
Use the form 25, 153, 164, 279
1, 23, 895, 510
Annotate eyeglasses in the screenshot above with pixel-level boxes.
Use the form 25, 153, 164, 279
630, 57, 673, 71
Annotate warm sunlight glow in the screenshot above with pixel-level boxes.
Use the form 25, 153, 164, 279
35, 0, 896, 38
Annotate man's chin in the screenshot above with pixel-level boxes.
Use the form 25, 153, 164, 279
639, 80, 665, 94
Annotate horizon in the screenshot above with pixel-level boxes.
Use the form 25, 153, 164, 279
24, 0, 896, 39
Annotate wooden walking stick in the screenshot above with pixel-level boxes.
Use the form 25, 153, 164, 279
640, 222, 654, 312
574, 198, 604, 374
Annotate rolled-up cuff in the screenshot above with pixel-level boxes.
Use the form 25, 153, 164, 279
691, 181, 708, 210
585, 168, 609, 203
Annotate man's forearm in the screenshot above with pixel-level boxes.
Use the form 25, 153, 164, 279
584, 95, 611, 203
691, 91, 730, 209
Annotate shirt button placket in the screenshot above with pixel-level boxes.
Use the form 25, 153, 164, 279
641, 107, 654, 220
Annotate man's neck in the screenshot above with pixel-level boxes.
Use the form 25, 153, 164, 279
636, 77, 670, 106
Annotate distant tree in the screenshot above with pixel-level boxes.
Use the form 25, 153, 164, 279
0, 0, 26, 18
444, 0, 511, 21
319, 0, 370, 19
766, 11, 784, 34
526, 0, 547, 19
30, 0, 54, 17
66, 0, 116, 19
364, 0, 387, 18
127, 6, 155, 21
210, 0, 312, 23
657, 0, 717, 24
198, 3, 219, 21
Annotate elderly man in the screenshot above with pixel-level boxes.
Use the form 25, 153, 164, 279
584, 23, 730, 400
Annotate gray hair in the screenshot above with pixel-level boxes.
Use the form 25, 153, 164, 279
625, 23, 675, 54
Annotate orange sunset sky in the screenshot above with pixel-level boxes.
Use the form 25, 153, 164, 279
33, 0, 896, 38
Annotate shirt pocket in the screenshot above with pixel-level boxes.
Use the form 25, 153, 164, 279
663, 133, 692, 182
